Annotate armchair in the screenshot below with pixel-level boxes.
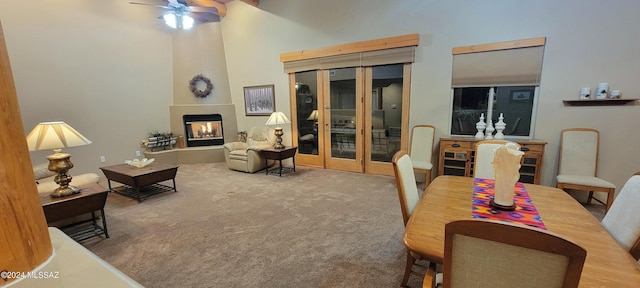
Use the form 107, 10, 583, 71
223, 126, 276, 173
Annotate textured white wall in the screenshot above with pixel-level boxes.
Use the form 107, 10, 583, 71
221, 0, 640, 193
172, 22, 231, 105
0, 0, 173, 173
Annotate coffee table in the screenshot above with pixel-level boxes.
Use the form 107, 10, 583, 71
40, 183, 109, 241
100, 163, 179, 202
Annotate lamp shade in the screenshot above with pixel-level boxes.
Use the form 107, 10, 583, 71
307, 110, 319, 121
265, 112, 291, 126
26, 121, 92, 151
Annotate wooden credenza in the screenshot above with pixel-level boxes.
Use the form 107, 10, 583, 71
438, 137, 546, 184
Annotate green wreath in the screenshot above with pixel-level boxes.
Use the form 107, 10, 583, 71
189, 74, 214, 98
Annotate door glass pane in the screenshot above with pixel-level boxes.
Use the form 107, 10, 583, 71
371, 64, 403, 162
450, 86, 534, 137
295, 71, 318, 155
330, 68, 356, 159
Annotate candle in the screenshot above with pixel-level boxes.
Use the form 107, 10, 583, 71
486, 88, 495, 123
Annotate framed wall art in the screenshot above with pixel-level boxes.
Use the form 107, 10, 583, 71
244, 85, 275, 116
510, 89, 534, 103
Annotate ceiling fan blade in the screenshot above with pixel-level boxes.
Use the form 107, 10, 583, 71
190, 6, 219, 14
129, 2, 170, 9
189, 12, 220, 23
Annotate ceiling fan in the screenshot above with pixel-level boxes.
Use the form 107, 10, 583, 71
129, 0, 221, 29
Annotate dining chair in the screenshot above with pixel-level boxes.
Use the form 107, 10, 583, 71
556, 128, 616, 212
601, 175, 640, 261
392, 150, 427, 287
426, 219, 586, 288
473, 140, 520, 179
504, 117, 521, 135
409, 125, 435, 185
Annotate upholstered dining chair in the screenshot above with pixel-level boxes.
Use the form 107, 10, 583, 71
473, 140, 520, 179
392, 150, 427, 287
556, 128, 616, 212
409, 125, 436, 185
601, 175, 640, 261
423, 219, 587, 288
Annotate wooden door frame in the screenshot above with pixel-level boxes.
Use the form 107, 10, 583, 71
291, 64, 412, 175
323, 68, 364, 173
364, 64, 412, 176
290, 72, 325, 168
284, 34, 418, 174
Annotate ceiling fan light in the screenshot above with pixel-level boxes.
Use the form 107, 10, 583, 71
163, 13, 178, 29
182, 15, 194, 29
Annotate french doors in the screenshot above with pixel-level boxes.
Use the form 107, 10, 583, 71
291, 63, 410, 176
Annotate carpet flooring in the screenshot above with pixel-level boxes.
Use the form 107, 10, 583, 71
84, 162, 427, 288
82, 162, 605, 288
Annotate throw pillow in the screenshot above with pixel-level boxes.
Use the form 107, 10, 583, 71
33, 162, 56, 180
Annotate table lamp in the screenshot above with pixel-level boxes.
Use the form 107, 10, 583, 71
265, 112, 291, 149
26, 121, 92, 197
307, 110, 318, 130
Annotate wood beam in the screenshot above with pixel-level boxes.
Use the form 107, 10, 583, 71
0, 21, 53, 285
452, 37, 546, 55
280, 33, 419, 63
241, 0, 259, 6
190, 0, 227, 16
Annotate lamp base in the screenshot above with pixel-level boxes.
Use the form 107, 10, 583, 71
273, 127, 285, 149
47, 150, 80, 198
50, 185, 81, 198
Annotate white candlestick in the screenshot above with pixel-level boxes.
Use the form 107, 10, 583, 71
486, 87, 495, 124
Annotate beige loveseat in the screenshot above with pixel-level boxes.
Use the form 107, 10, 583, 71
34, 162, 100, 194
223, 126, 275, 173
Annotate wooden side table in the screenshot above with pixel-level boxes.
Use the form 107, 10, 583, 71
437, 137, 546, 184
40, 183, 109, 241
262, 146, 298, 176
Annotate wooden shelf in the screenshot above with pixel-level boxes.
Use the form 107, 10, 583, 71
563, 98, 639, 106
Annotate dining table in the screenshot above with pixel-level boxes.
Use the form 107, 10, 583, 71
403, 175, 640, 287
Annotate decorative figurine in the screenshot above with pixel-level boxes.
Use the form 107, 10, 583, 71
475, 113, 486, 139
485, 119, 495, 140
491, 145, 524, 211
494, 113, 506, 139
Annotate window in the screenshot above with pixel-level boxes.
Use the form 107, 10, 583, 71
451, 86, 535, 136
450, 37, 545, 138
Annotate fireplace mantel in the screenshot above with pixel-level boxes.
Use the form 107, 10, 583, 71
151, 104, 238, 164
144, 146, 225, 164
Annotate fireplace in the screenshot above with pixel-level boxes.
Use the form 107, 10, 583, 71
183, 114, 224, 147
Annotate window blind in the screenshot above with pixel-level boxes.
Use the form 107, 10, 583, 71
451, 42, 545, 87
283, 46, 415, 74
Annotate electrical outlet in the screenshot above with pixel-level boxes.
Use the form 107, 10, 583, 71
136, 150, 141, 157
100, 156, 106, 162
